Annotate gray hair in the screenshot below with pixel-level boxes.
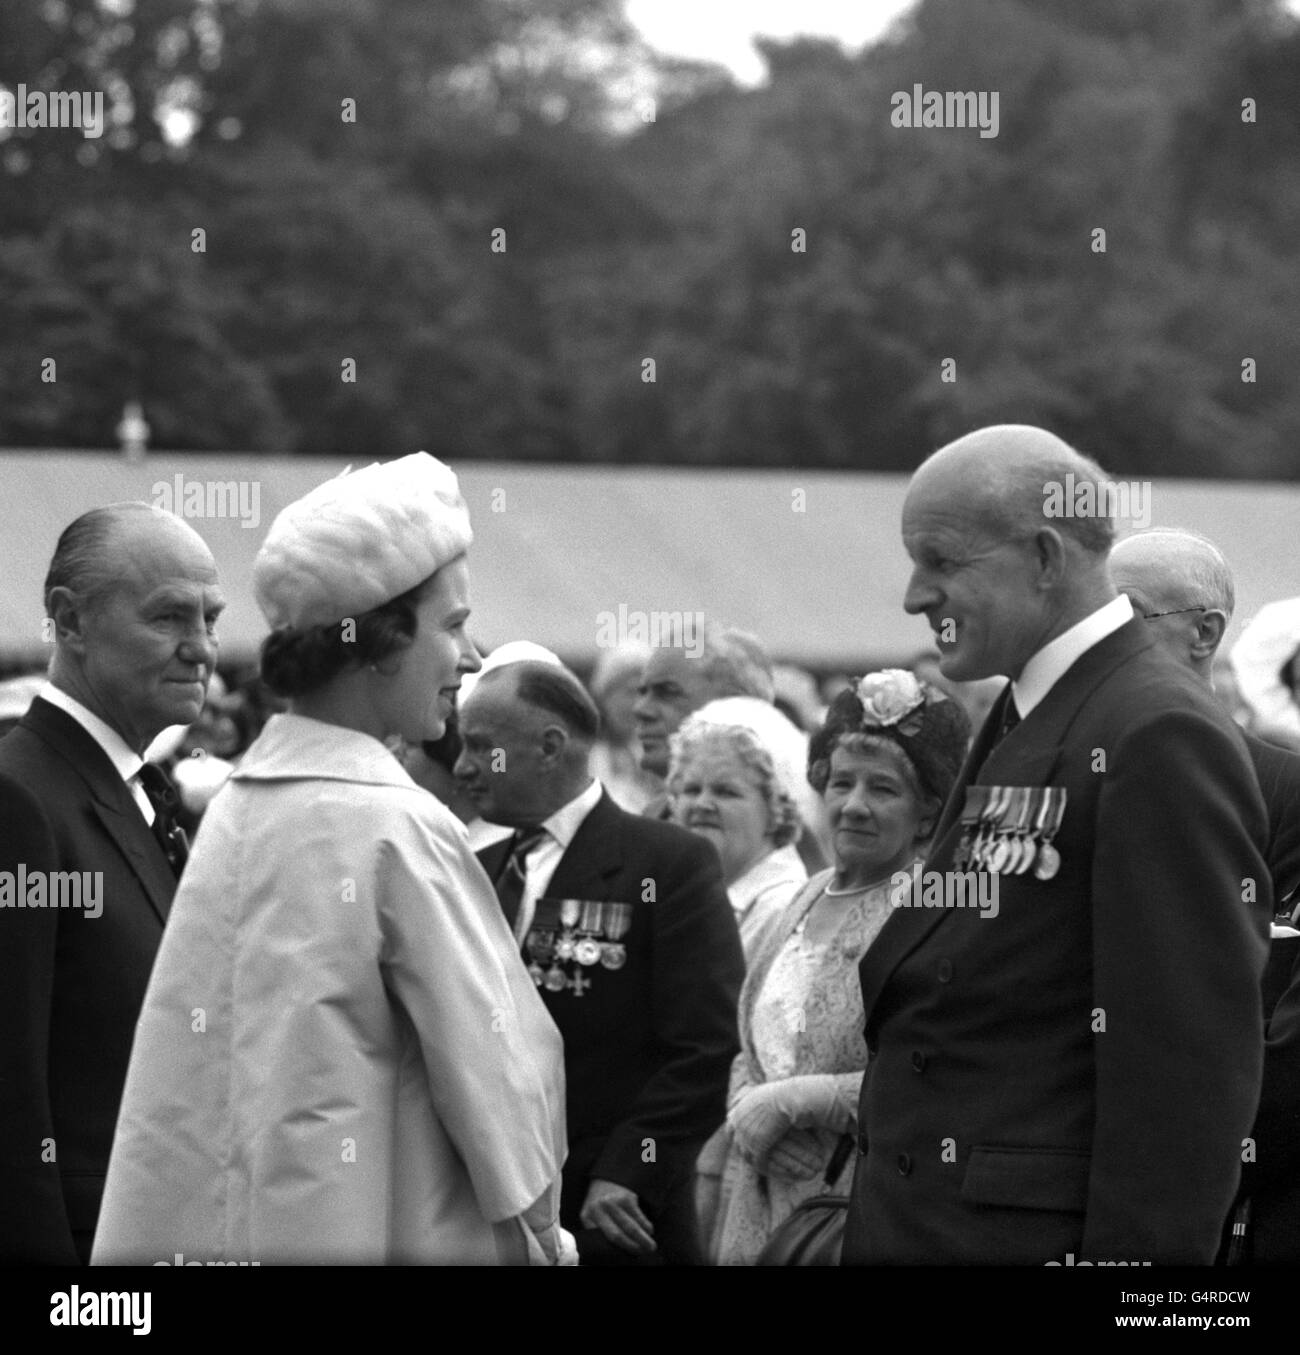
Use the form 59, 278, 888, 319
699, 625, 775, 703
667, 717, 800, 847
43, 502, 162, 613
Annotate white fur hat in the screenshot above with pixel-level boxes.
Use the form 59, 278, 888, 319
253, 453, 472, 629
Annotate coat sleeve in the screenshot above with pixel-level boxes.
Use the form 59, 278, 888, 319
0, 773, 80, 1265
375, 816, 567, 1223
1085, 709, 1270, 1263
1252, 943, 1300, 1204
590, 835, 743, 1210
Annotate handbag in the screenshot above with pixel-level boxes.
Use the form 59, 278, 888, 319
754, 1132, 857, 1266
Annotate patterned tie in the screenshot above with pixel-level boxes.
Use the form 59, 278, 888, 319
494, 826, 547, 931
136, 762, 190, 877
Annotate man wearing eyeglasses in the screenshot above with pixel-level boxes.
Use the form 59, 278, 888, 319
1111, 527, 1300, 1263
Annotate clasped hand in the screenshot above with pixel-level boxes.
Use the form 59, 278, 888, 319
726, 1077, 839, 1180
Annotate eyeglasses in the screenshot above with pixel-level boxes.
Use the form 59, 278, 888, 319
1141, 606, 1206, 621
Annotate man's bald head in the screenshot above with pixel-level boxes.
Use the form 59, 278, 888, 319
901, 425, 1119, 681
454, 659, 598, 825
44, 503, 223, 752
1109, 529, 1234, 682
1109, 530, 1234, 619
480, 660, 600, 746
44, 503, 215, 613
909, 425, 1117, 557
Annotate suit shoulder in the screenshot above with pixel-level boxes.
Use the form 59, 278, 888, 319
0, 759, 49, 816
1095, 648, 1242, 737
1247, 733, 1300, 796
611, 802, 719, 863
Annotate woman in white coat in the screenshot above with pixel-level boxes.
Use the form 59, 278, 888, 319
93, 453, 571, 1266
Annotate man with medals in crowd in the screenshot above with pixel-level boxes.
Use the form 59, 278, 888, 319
841, 425, 1271, 1266
457, 656, 744, 1264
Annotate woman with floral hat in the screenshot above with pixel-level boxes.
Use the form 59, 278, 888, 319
705, 669, 969, 1263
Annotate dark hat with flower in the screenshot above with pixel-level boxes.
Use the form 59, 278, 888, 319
807, 668, 970, 807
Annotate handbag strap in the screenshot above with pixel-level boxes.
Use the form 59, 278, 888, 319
824, 1131, 857, 1186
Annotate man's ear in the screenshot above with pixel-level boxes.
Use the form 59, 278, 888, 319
538, 724, 568, 767
1194, 609, 1228, 663
1031, 527, 1069, 590
46, 587, 87, 651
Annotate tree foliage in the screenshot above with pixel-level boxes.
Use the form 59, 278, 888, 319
1, 0, 1297, 477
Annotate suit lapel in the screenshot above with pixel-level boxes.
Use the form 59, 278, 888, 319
545, 791, 624, 899
856, 684, 1014, 1012
859, 620, 1155, 1024
23, 698, 174, 924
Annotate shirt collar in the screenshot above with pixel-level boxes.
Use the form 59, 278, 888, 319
39, 682, 145, 785
1012, 594, 1133, 718
539, 778, 602, 850
727, 843, 807, 918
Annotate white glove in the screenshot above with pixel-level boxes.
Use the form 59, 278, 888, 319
727, 1076, 853, 1169
764, 1128, 827, 1181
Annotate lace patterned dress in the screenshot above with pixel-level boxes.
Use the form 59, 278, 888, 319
707, 866, 905, 1265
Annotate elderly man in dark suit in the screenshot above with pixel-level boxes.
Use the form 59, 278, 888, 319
841, 426, 1270, 1266
0, 503, 223, 1264
1111, 527, 1300, 1262
457, 659, 743, 1265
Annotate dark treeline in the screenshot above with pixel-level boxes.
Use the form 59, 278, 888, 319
1, 0, 1298, 477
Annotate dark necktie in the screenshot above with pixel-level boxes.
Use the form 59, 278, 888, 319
136, 762, 190, 878
976, 687, 1021, 779
996, 688, 1021, 743
494, 826, 547, 932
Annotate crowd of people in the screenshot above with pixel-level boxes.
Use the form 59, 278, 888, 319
1, 423, 1298, 1267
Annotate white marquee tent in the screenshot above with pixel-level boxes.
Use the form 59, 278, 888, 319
2, 451, 1297, 674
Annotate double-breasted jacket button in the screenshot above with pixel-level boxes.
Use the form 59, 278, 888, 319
937, 958, 954, 983
857, 1131, 870, 1157
911, 1050, 927, 1073
896, 1153, 913, 1177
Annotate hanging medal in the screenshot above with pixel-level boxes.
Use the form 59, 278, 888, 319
1033, 787, 1067, 880
574, 900, 604, 967
555, 897, 581, 961
986, 786, 1017, 873
601, 902, 632, 969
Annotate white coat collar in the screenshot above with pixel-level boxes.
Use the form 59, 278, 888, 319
232, 713, 415, 787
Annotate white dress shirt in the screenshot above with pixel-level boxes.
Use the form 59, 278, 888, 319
512, 778, 604, 944
1011, 594, 1134, 719
39, 682, 155, 824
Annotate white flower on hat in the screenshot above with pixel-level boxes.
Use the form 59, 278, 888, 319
854, 669, 927, 731
253, 452, 472, 630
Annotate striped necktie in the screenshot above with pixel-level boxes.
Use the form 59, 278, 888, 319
494, 826, 547, 930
